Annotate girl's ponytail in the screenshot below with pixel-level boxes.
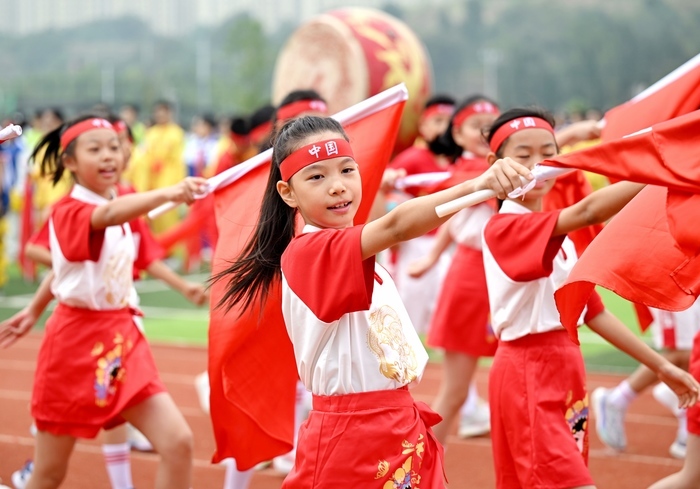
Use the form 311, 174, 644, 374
213, 115, 348, 314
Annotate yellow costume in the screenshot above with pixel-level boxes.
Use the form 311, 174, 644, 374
127, 123, 185, 233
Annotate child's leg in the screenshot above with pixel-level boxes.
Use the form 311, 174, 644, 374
431, 351, 478, 444
25, 431, 76, 489
121, 393, 193, 489
102, 425, 133, 489
648, 434, 700, 489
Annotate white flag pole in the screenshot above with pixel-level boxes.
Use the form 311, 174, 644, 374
435, 166, 574, 218
148, 83, 410, 219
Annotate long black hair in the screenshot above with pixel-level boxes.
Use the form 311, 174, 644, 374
486, 107, 556, 157
429, 94, 498, 161
212, 115, 348, 313
30, 114, 100, 186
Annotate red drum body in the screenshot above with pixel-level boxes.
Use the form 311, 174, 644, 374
272, 8, 433, 152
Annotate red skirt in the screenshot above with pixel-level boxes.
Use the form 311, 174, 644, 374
688, 332, 700, 436
428, 244, 497, 357
31, 304, 165, 438
489, 330, 594, 489
282, 387, 446, 488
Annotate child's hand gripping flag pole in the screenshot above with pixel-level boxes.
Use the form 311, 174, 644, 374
206, 84, 408, 469
434, 165, 574, 218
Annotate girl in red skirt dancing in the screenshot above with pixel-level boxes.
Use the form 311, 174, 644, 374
214, 115, 532, 487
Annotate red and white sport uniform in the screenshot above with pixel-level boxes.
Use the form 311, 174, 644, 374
280, 224, 445, 488
31, 184, 164, 438
650, 298, 700, 351
428, 153, 496, 357
482, 199, 604, 489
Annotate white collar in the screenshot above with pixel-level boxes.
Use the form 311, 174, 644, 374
461, 150, 476, 159
302, 224, 322, 234
70, 184, 114, 205
499, 199, 532, 215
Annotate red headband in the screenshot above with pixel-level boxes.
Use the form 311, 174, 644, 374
277, 99, 328, 122
452, 101, 499, 129
60, 118, 115, 151
421, 103, 454, 121
279, 138, 354, 181
489, 117, 555, 153
249, 121, 272, 145
112, 120, 133, 143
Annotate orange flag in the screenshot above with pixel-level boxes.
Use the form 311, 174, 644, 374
208, 85, 407, 468
602, 53, 700, 142
538, 111, 700, 343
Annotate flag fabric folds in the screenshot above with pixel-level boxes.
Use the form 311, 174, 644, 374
539, 111, 700, 343
208, 86, 407, 468
601, 53, 700, 142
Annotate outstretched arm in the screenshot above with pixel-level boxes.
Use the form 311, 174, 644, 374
361, 157, 532, 260
587, 310, 699, 408
407, 223, 453, 279
146, 260, 208, 306
554, 181, 644, 236
0, 271, 55, 348
90, 177, 207, 230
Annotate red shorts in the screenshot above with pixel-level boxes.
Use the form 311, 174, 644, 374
428, 245, 497, 357
688, 332, 700, 436
32, 304, 166, 439
489, 330, 594, 489
282, 387, 446, 488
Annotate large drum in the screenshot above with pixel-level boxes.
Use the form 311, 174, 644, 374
272, 8, 433, 151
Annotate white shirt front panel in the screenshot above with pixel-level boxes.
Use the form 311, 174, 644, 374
50, 185, 136, 310
482, 200, 586, 341
448, 203, 494, 250
281, 226, 429, 396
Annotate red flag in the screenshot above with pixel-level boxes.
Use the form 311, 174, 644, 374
539, 111, 700, 343
602, 53, 700, 142
554, 186, 700, 344
208, 86, 407, 468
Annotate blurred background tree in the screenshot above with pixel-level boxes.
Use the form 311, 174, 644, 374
0, 0, 697, 121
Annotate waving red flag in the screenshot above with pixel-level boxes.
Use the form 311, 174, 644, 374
602, 53, 700, 142
538, 111, 700, 343
208, 85, 408, 468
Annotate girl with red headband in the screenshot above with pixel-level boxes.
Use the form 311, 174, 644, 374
0, 115, 206, 489
481, 107, 699, 489
213, 115, 532, 487
408, 95, 501, 448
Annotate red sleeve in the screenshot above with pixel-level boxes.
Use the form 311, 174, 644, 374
29, 219, 51, 249
584, 290, 605, 323
51, 198, 105, 262
132, 218, 165, 272
281, 225, 375, 323
484, 210, 566, 282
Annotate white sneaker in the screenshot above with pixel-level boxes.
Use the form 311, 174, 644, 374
195, 371, 210, 414
127, 423, 154, 452
11, 460, 33, 489
652, 383, 682, 417
272, 452, 296, 475
457, 398, 491, 438
592, 387, 627, 451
